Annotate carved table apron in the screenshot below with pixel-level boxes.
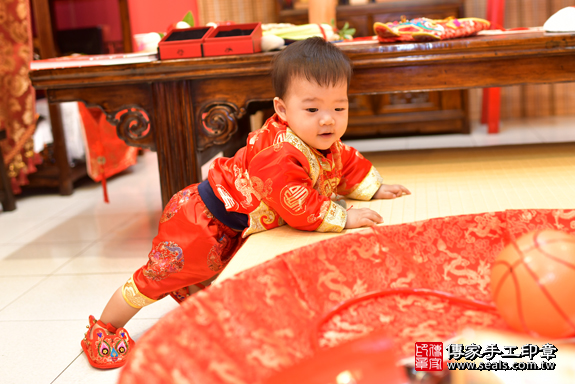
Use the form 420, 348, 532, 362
29, 32, 575, 207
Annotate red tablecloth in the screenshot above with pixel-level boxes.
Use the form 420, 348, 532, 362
119, 209, 575, 384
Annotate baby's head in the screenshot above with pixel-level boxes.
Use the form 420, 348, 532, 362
271, 37, 352, 150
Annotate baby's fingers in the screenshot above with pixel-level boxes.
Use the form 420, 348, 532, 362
379, 191, 398, 199
361, 208, 383, 224
399, 185, 412, 195
358, 216, 379, 227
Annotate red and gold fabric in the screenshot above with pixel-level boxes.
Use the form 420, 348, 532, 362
78, 104, 139, 202
118, 209, 575, 384
374, 17, 490, 43
121, 183, 246, 308
81, 315, 134, 369
0, 0, 41, 194
209, 114, 380, 237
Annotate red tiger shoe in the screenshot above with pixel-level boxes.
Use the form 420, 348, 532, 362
81, 315, 135, 369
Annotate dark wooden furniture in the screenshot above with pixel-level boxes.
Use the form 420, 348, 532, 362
31, 0, 133, 58
279, 0, 469, 138
0, 130, 17, 212
29, 0, 132, 195
29, 32, 575, 207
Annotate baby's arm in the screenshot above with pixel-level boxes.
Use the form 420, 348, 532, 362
335, 144, 410, 228
337, 143, 412, 202
249, 149, 347, 233
343, 183, 410, 229
345, 208, 383, 229
373, 184, 411, 199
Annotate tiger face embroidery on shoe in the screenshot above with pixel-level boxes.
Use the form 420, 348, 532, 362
96, 332, 129, 363
81, 316, 134, 369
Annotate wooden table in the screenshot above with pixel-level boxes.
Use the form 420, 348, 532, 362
29, 31, 575, 207
30, 0, 133, 195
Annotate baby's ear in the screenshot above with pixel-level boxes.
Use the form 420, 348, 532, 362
273, 97, 288, 121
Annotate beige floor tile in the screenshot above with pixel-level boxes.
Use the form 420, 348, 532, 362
3, 194, 79, 219
0, 320, 86, 384
54, 239, 151, 275
0, 276, 46, 311
10, 214, 132, 244
101, 212, 161, 241
0, 242, 92, 276
0, 274, 179, 321
0, 216, 49, 243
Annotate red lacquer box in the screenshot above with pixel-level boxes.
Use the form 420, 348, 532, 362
202, 22, 262, 57
158, 26, 213, 60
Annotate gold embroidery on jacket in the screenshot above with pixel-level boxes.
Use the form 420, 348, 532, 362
273, 131, 286, 145
248, 124, 270, 146
318, 155, 333, 172
233, 165, 258, 209
307, 200, 330, 224
250, 176, 273, 201
122, 276, 157, 309
347, 166, 383, 201
284, 128, 320, 185
244, 200, 282, 237
216, 184, 239, 210
280, 185, 309, 216
316, 201, 347, 232
316, 176, 340, 197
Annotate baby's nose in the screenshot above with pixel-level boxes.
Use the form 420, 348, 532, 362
320, 114, 335, 126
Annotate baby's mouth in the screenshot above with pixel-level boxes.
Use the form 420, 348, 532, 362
319, 132, 334, 137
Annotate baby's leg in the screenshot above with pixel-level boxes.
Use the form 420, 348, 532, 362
85, 284, 141, 342
82, 184, 245, 369
134, 184, 245, 305
99, 286, 140, 329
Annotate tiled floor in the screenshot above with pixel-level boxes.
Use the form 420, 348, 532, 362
1, 116, 574, 383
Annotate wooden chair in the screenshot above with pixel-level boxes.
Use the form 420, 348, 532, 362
0, 130, 17, 212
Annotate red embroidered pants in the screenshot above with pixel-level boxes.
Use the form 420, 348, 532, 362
122, 184, 246, 308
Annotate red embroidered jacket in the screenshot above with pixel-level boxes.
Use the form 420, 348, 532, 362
208, 114, 383, 237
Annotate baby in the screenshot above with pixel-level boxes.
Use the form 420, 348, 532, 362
81, 36, 410, 369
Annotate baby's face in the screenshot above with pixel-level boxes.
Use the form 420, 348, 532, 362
274, 76, 348, 151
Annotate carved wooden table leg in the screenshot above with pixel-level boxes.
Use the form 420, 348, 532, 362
48, 103, 74, 195
152, 81, 201, 206
152, 80, 249, 207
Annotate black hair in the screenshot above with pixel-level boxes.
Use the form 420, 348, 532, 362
271, 37, 352, 99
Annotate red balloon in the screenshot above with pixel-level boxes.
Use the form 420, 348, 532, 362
491, 229, 575, 338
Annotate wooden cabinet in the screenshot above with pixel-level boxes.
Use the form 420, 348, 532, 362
279, 0, 470, 138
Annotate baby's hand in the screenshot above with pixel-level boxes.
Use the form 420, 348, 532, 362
373, 184, 411, 199
345, 208, 383, 229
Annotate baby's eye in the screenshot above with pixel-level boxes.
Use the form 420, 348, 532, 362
306, 108, 318, 113
335, 108, 346, 112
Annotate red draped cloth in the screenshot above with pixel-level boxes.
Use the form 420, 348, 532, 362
119, 209, 575, 384
0, 0, 41, 193
78, 104, 138, 202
